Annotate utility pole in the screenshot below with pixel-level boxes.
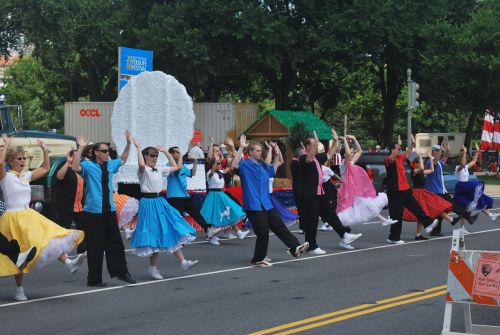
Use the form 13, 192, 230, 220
407, 68, 419, 146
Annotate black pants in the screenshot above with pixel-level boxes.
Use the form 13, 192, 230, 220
81, 211, 129, 285
300, 194, 347, 250
168, 197, 210, 231
433, 193, 468, 234
246, 208, 300, 263
0, 233, 19, 264
387, 189, 434, 241
293, 192, 304, 231
56, 210, 87, 253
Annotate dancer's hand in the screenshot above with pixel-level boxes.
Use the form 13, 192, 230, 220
209, 134, 215, 144
37, 139, 48, 151
225, 137, 234, 148
331, 128, 339, 141
313, 130, 319, 145
397, 135, 402, 146
156, 145, 166, 153
125, 130, 133, 144
474, 143, 479, 151
76, 135, 87, 149
462, 145, 467, 153
133, 139, 141, 148
239, 135, 248, 149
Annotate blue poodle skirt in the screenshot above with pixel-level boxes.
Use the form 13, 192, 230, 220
201, 190, 246, 229
453, 181, 493, 213
130, 197, 196, 257
270, 193, 299, 227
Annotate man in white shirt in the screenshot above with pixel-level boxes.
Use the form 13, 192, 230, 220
188, 141, 205, 159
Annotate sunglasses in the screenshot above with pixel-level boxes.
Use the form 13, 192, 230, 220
16, 157, 27, 161
148, 154, 158, 158
96, 149, 109, 154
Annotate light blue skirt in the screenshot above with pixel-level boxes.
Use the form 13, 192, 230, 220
201, 191, 246, 229
131, 197, 196, 257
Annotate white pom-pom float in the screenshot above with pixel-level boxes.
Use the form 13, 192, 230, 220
111, 71, 195, 184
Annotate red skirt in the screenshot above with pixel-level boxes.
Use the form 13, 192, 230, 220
403, 188, 452, 222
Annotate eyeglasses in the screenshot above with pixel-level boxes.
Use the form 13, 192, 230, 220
148, 154, 158, 158
16, 157, 27, 161
96, 149, 109, 154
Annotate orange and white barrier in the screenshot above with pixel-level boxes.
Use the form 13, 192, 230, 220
442, 229, 500, 335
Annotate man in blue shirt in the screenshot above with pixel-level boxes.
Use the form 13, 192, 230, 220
73, 131, 136, 287
166, 146, 221, 239
232, 135, 309, 267
425, 144, 471, 236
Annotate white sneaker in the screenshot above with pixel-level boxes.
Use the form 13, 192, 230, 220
381, 217, 398, 227
207, 226, 222, 238
236, 229, 250, 240
296, 229, 304, 234
209, 236, 221, 246
319, 223, 333, 231
424, 219, 439, 234
342, 232, 362, 245
339, 241, 355, 250
125, 228, 135, 240
264, 256, 272, 262
386, 238, 405, 245
488, 213, 499, 222
181, 260, 199, 271
308, 247, 327, 255
148, 266, 164, 280
16, 246, 37, 270
13, 287, 27, 301
66, 254, 85, 274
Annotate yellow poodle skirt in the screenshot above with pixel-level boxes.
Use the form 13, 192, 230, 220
0, 209, 84, 277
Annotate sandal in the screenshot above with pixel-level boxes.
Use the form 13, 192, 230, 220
251, 260, 272, 268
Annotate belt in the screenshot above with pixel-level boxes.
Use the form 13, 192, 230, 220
208, 188, 223, 192
141, 193, 159, 198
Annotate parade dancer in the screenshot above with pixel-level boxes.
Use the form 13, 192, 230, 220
336, 135, 397, 228
200, 157, 249, 245
166, 146, 222, 244
453, 144, 499, 232
0, 134, 84, 301
424, 143, 473, 236
290, 146, 305, 234
54, 149, 86, 254
131, 142, 198, 279
404, 153, 454, 240
297, 130, 362, 253
232, 135, 309, 268
385, 135, 438, 244
72, 132, 136, 287
264, 142, 298, 227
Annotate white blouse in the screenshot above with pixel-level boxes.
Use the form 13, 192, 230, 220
0, 171, 32, 211
455, 165, 469, 182
138, 166, 170, 193
207, 170, 225, 189
321, 166, 335, 183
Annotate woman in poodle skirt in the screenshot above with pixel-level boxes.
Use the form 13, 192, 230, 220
0, 134, 84, 301
131, 141, 198, 280
453, 144, 498, 231
336, 135, 397, 227
201, 158, 249, 245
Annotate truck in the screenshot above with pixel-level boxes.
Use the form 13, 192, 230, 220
415, 133, 466, 157
0, 95, 77, 215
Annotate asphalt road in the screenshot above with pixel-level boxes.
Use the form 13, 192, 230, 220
1, 199, 500, 335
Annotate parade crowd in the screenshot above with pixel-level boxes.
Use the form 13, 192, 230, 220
0, 129, 497, 301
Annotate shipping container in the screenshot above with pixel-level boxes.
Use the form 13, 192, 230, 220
64, 102, 115, 145
64, 102, 258, 151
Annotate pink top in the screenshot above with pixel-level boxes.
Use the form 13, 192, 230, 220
313, 158, 324, 195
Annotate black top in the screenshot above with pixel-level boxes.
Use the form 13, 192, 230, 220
296, 153, 327, 197
54, 168, 79, 212
291, 159, 300, 194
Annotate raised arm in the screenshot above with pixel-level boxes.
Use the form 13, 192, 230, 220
191, 158, 198, 176
72, 135, 87, 173
456, 145, 467, 172
467, 144, 479, 170
119, 130, 133, 165
157, 145, 180, 173
0, 133, 12, 181
422, 150, 435, 175
306, 131, 319, 163
134, 139, 145, 173
341, 136, 351, 158
272, 142, 284, 173
232, 135, 248, 169
387, 135, 402, 164
264, 141, 273, 165
31, 139, 50, 181
443, 142, 450, 164
56, 151, 73, 180
326, 129, 339, 160
405, 134, 415, 157
207, 134, 215, 161
348, 135, 362, 163
225, 137, 238, 156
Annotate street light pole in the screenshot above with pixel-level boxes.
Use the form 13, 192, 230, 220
407, 68, 412, 147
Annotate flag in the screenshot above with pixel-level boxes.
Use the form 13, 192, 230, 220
493, 111, 500, 150
480, 109, 494, 150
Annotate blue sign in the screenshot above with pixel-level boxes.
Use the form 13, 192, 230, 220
118, 47, 153, 90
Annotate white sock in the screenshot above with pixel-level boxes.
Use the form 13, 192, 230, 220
16, 286, 24, 292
